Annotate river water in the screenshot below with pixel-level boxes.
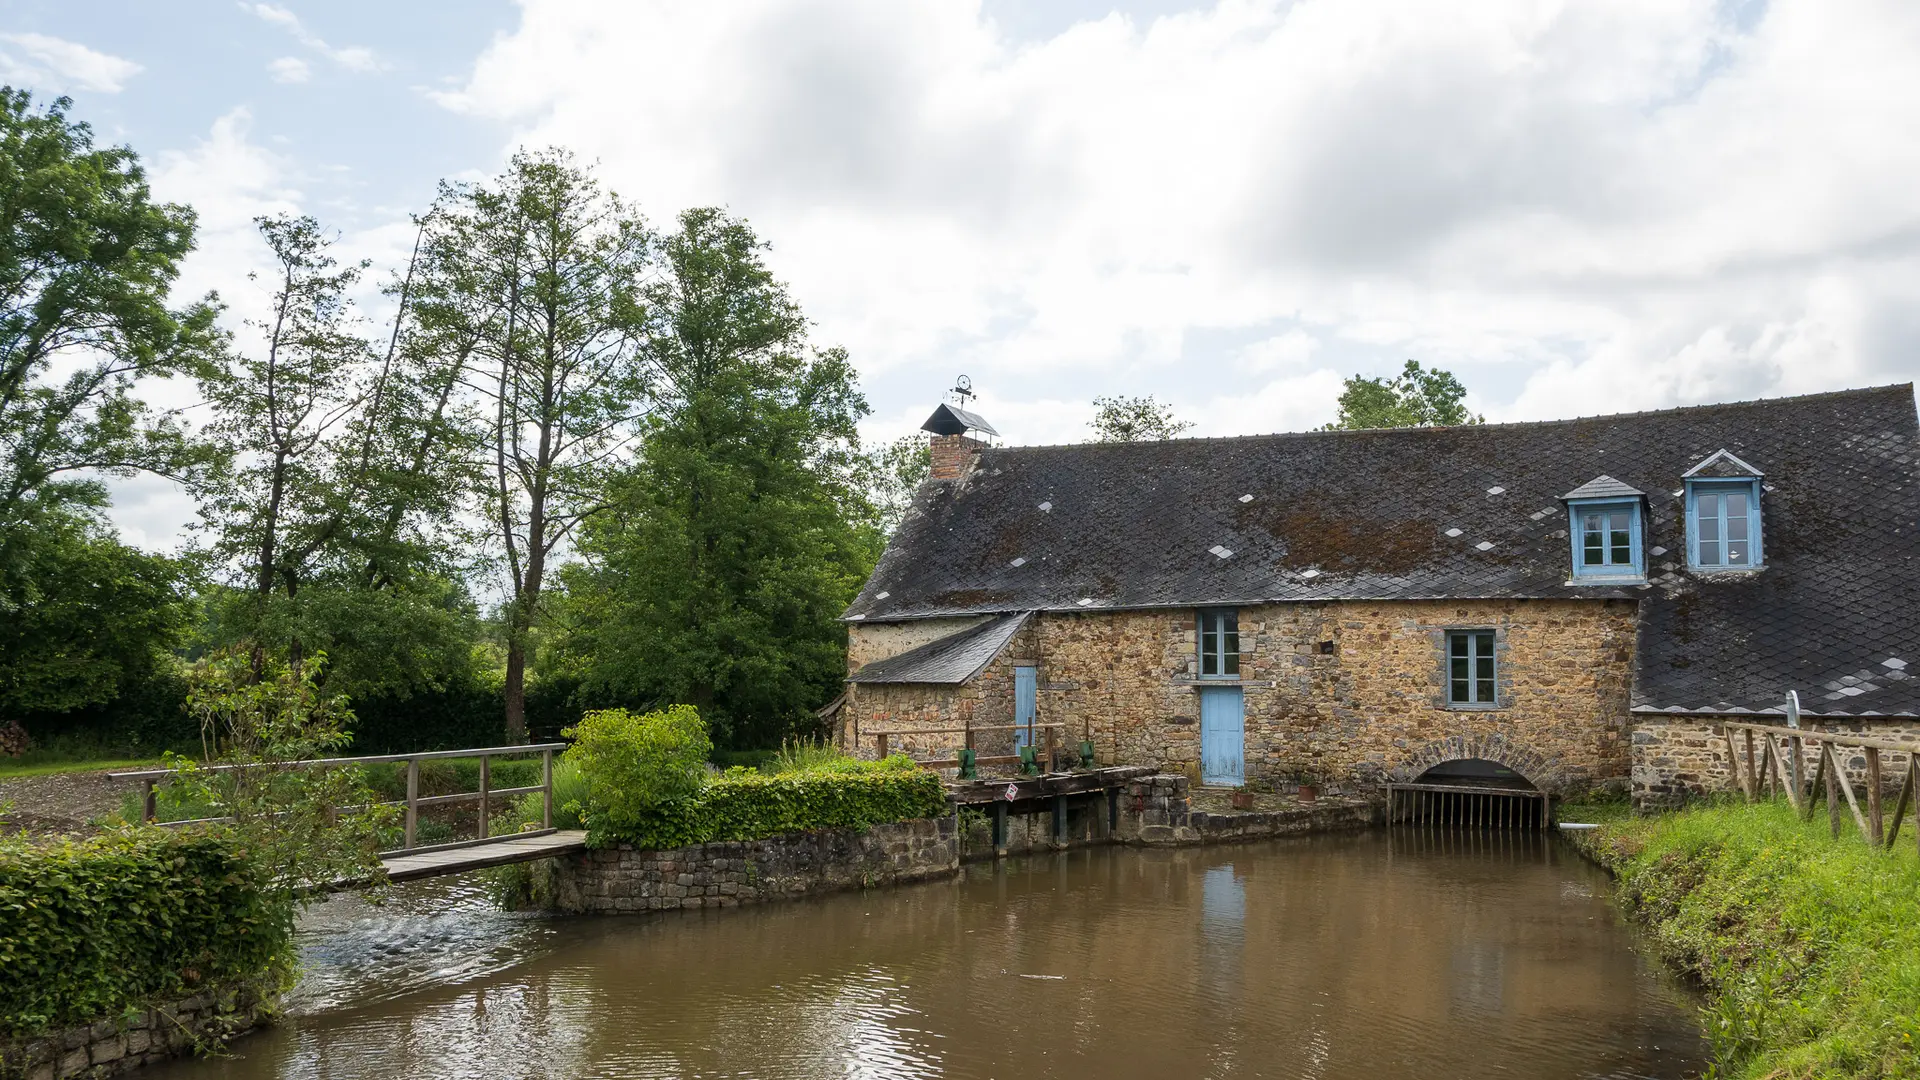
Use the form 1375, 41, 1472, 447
150, 829, 1705, 1080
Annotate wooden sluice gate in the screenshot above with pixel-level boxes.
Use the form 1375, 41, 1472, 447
947, 766, 1156, 856
1385, 781, 1552, 831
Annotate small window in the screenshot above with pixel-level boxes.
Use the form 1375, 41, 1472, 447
1567, 499, 1643, 580
1688, 480, 1762, 570
1447, 630, 1496, 706
1198, 609, 1239, 678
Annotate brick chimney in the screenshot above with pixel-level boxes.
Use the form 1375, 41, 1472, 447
930, 433, 988, 480
921, 399, 998, 481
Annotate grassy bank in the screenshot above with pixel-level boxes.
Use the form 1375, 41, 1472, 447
1578, 800, 1920, 1079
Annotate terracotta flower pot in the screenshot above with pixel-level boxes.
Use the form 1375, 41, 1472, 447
1297, 784, 1319, 804
1230, 790, 1256, 811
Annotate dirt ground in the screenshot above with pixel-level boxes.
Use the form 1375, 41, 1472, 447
0, 769, 131, 839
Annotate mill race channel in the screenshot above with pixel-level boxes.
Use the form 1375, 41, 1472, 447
147, 829, 1706, 1079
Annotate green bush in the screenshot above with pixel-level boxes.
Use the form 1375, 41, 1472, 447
584, 754, 947, 849
1582, 800, 1920, 1079
563, 706, 710, 835
0, 830, 292, 1037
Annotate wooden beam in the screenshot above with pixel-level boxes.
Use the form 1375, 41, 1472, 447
1865, 746, 1884, 846
1889, 759, 1915, 850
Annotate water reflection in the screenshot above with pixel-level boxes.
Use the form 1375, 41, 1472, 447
151, 830, 1705, 1080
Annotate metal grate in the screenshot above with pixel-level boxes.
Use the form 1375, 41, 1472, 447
1386, 782, 1551, 830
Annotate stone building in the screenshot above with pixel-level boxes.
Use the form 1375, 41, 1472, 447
837, 385, 1920, 807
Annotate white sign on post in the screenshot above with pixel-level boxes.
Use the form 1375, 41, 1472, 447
1004, 782, 1020, 802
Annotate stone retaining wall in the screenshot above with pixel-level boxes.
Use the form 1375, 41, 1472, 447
1633, 714, 1920, 807
549, 817, 961, 915
0, 983, 273, 1080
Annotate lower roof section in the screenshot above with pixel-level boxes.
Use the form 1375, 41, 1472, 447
846, 612, 1030, 685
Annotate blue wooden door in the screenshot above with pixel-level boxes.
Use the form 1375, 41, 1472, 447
1199, 686, 1245, 786
1014, 666, 1037, 750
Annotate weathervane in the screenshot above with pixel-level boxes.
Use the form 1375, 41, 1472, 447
950, 374, 976, 407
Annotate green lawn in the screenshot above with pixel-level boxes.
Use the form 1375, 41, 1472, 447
0, 756, 164, 780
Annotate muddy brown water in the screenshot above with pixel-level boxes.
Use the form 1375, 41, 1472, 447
150, 829, 1705, 1080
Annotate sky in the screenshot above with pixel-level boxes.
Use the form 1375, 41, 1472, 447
5, 0, 1920, 549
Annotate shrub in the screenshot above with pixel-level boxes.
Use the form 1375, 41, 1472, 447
562, 706, 710, 836
0, 830, 292, 1037
585, 754, 946, 849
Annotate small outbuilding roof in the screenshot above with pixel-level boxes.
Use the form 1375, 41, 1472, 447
847, 612, 1030, 684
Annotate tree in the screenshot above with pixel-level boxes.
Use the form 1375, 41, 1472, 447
0, 509, 193, 715
1, 89, 221, 527
865, 433, 930, 535
420, 150, 652, 740
555, 208, 875, 748
1088, 395, 1194, 442
197, 215, 371, 672
1326, 360, 1483, 429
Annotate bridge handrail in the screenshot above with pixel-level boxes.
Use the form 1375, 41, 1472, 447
1721, 721, 1920, 852
109, 742, 569, 852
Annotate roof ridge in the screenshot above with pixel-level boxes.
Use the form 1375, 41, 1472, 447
985, 382, 1916, 454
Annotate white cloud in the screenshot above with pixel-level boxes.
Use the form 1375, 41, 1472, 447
267, 56, 311, 84
245, 3, 382, 74
0, 32, 142, 93
435, 0, 1920, 444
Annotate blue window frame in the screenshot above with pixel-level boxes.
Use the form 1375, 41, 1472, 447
1447, 630, 1496, 706
1198, 609, 1239, 678
1566, 499, 1644, 580
1687, 479, 1762, 570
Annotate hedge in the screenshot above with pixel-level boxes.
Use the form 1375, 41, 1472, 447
0, 831, 292, 1037
584, 762, 950, 849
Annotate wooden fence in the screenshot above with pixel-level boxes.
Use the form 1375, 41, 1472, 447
1722, 721, 1919, 852
862, 722, 1071, 772
110, 743, 565, 855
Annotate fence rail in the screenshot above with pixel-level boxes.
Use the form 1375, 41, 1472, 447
109, 743, 566, 854
1721, 721, 1920, 852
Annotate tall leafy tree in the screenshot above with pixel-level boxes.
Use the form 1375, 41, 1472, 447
1088, 394, 1194, 441
865, 433, 930, 535
419, 150, 652, 740
1, 89, 221, 524
197, 215, 483, 705
1326, 360, 1483, 429
557, 208, 875, 748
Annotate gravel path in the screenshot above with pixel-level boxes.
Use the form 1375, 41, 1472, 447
0, 769, 132, 839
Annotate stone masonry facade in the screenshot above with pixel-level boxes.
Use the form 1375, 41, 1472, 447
843, 598, 1638, 797
0, 983, 274, 1080
548, 818, 961, 915
1633, 714, 1920, 807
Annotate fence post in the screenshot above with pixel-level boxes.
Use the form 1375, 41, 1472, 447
479, 754, 491, 841
1865, 746, 1884, 846
1789, 733, 1806, 813
405, 758, 419, 849
541, 747, 554, 830
1743, 728, 1757, 802
877, 733, 890, 760
142, 779, 157, 824
1045, 725, 1058, 774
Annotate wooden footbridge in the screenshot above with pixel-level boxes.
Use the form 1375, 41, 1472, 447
110, 744, 587, 888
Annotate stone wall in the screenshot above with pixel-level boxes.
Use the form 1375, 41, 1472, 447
844, 598, 1637, 796
548, 818, 960, 915
1632, 714, 1920, 807
0, 983, 274, 1080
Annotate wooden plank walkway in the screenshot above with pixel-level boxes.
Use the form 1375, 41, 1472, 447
375, 829, 588, 885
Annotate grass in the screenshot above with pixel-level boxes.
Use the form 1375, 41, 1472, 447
1578, 798, 1920, 1079
0, 756, 165, 780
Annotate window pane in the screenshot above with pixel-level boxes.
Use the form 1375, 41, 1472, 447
1583, 534, 1604, 565
1452, 657, 1469, 684
1476, 678, 1495, 704
1450, 634, 1468, 658
1451, 678, 1468, 703
1609, 527, 1631, 564
1726, 513, 1748, 543
1726, 491, 1748, 517
1727, 541, 1747, 564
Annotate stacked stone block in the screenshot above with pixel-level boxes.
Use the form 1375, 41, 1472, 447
1, 984, 272, 1080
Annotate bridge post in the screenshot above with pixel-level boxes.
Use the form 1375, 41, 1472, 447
478, 755, 491, 840
142, 779, 156, 824
541, 748, 554, 830
405, 758, 419, 849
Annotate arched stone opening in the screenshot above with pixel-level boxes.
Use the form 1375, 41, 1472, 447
1414, 757, 1539, 791
1390, 733, 1563, 795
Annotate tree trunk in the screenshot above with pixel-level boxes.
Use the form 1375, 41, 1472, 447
502, 635, 528, 743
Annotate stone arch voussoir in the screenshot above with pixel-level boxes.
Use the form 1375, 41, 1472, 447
1388, 733, 1566, 794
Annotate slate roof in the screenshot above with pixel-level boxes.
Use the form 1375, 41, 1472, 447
847, 612, 1030, 684
922, 403, 1001, 437
846, 385, 1920, 717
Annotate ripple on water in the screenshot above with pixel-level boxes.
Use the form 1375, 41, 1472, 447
149, 832, 1708, 1080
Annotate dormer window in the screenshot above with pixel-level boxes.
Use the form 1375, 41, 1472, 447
1561, 476, 1646, 581
1683, 450, 1764, 572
